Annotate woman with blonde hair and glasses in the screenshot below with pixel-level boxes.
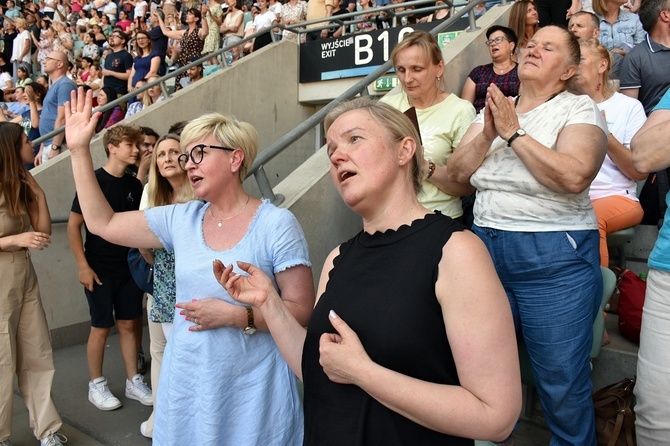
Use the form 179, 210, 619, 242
382, 30, 476, 220
65, 88, 314, 445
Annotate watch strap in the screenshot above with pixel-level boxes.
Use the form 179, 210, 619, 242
507, 129, 525, 147
245, 306, 255, 330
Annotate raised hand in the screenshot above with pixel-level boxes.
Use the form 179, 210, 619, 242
64, 87, 101, 155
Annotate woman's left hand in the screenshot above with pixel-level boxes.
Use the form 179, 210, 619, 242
486, 83, 520, 141
176, 298, 233, 331
319, 310, 372, 386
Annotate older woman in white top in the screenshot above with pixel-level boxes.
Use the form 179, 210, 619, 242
448, 26, 608, 445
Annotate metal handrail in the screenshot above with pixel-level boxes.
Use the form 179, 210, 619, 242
32, 0, 465, 148
247, 0, 496, 203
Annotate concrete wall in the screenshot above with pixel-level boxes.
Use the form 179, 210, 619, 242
30, 40, 318, 348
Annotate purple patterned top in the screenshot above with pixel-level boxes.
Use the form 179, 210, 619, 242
468, 63, 520, 112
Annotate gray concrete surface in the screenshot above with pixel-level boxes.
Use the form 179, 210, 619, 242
11, 328, 152, 446
10, 327, 551, 445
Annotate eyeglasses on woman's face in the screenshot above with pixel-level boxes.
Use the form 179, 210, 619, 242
178, 143, 235, 170
485, 36, 508, 46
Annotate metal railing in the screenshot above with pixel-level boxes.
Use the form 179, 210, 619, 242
248, 0, 502, 203
36, 0, 501, 204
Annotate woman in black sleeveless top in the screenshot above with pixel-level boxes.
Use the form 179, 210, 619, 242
214, 98, 521, 445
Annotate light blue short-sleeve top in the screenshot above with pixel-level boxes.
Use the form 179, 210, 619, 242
146, 199, 310, 446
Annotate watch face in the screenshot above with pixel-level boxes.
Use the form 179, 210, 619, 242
244, 327, 257, 335
517, 129, 526, 136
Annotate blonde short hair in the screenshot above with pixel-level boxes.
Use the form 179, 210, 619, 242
180, 113, 259, 180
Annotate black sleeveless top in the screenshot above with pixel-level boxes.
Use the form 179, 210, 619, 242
301, 212, 473, 446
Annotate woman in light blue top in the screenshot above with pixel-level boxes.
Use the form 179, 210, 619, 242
64, 88, 315, 446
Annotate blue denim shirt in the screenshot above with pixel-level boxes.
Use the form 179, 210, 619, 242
597, 9, 646, 51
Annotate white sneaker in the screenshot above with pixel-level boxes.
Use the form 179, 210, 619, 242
40, 433, 67, 446
140, 420, 152, 438
88, 377, 122, 411
126, 374, 153, 406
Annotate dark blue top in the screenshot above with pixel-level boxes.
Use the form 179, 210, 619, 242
132, 50, 159, 87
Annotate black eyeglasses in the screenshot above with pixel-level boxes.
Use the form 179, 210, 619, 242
178, 144, 235, 170
485, 36, 508, 46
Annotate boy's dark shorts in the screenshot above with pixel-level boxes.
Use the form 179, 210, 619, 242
85, 276, 144, 328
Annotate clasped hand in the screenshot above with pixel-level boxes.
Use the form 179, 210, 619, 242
483, 83, 520, 143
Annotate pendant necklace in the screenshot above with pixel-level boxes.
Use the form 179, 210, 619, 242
209, 195, 250, 227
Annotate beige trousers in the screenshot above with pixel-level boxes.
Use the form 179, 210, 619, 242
0, 250, 62, 441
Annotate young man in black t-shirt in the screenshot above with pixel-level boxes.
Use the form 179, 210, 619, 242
102, 30, 133, 97
68, 125, 153, 412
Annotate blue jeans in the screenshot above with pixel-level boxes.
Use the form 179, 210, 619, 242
473, 226, 601, 446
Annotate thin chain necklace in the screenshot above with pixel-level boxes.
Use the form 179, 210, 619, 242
493, 60, 515, 75
209, 195, 250, 228
409, 87, 440, 109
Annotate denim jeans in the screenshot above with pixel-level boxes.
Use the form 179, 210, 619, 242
473, 226, 601, 446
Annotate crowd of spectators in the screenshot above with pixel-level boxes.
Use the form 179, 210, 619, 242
0, 0, 495, 170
